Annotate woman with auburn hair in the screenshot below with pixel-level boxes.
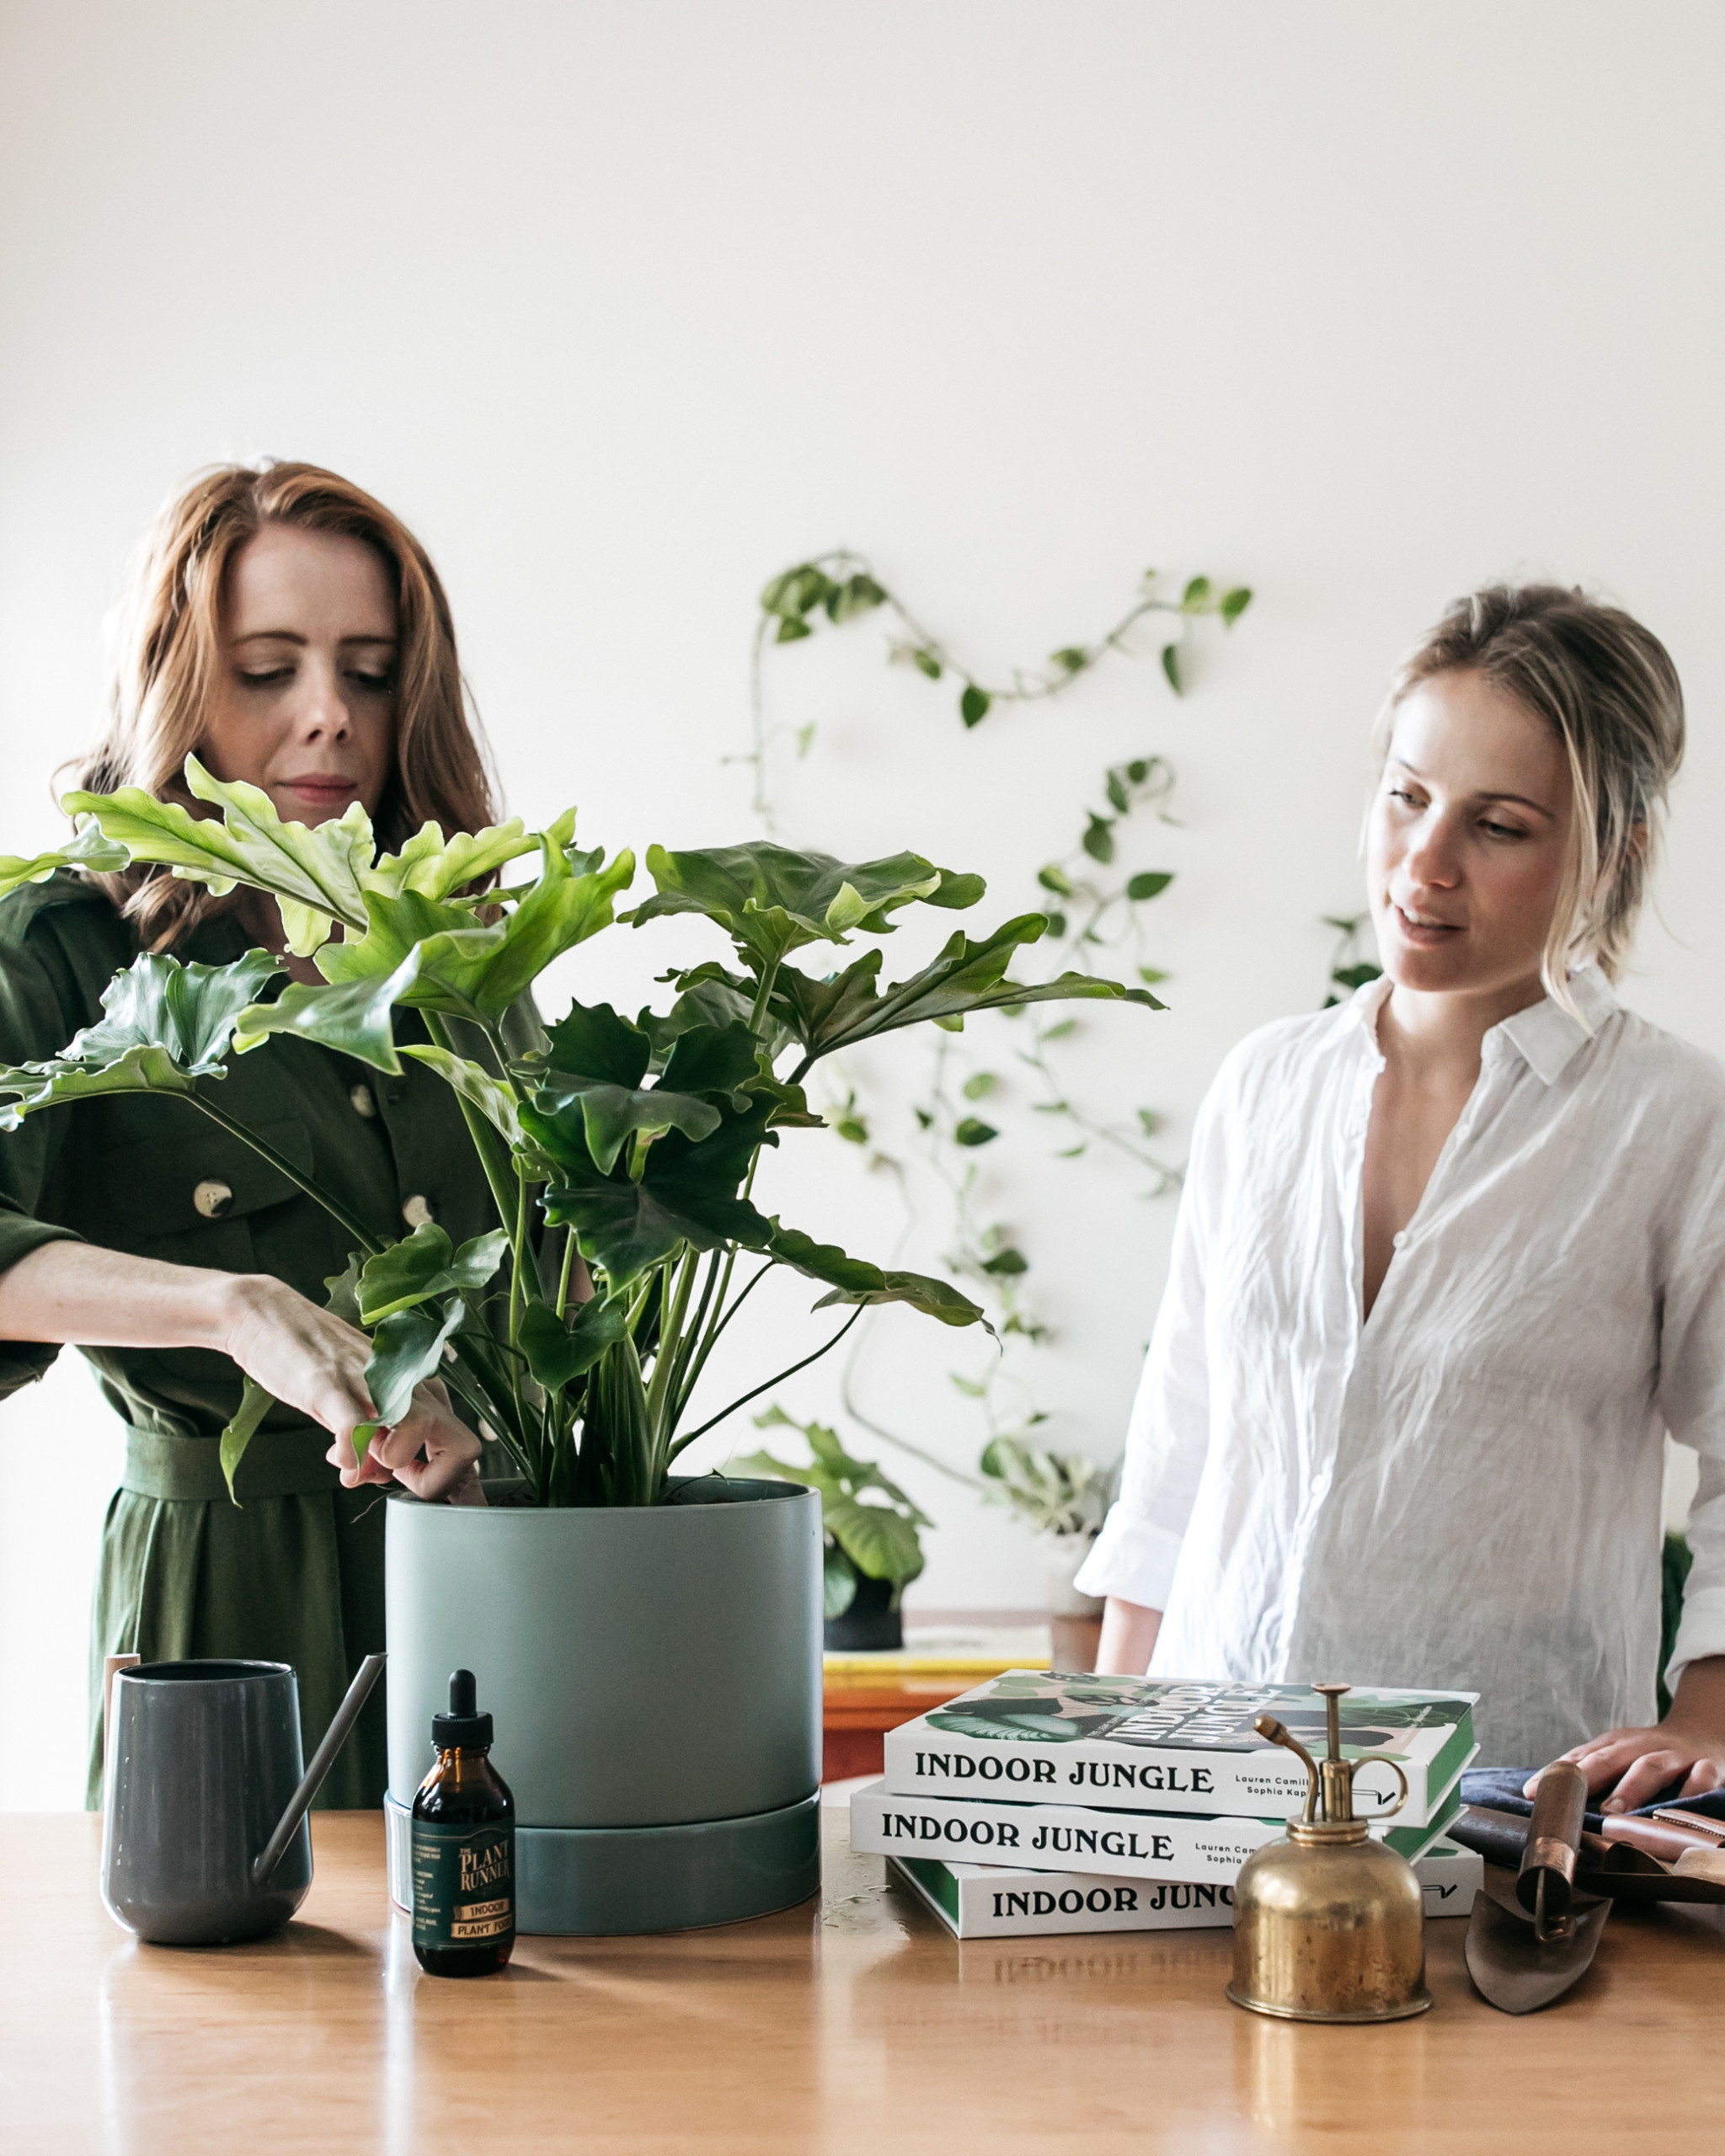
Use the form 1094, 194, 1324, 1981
1081, 584, 1725, 1806
0, 462, 508, 1805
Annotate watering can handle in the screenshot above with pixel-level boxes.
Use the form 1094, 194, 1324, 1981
253, 1652, 387, 1886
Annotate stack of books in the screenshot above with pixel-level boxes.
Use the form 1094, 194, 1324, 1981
848, 1670, 1481, 1940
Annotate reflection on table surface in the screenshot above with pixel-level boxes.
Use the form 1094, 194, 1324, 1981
10, 1808, 1722, 2153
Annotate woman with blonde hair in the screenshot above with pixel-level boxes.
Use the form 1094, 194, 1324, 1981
0, 462, 505, 1804
1081, 584, 1725, 1804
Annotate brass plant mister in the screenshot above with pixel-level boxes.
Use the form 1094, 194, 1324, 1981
1227, 1683, 1431, 2023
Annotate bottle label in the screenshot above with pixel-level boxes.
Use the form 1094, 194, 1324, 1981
411, 1822, 516, 1948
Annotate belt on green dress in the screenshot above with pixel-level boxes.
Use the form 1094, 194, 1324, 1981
121, 1423, 339, 1502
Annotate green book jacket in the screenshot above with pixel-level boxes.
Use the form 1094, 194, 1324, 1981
0, 873, 514, 1807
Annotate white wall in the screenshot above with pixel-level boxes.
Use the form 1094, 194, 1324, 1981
3, 1, 1722, 1801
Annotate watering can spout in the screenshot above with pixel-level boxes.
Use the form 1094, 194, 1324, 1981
251, 1653, 387, 1887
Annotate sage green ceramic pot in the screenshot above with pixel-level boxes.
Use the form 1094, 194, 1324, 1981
383, 1477, 823, 1935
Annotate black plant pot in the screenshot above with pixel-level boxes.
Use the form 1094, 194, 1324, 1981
823, 1571, 903, 1652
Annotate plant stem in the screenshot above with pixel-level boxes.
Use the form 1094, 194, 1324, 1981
644, 1246, 698, 1471
675, 1256, 773, 1421
670, 1303, 865, 1453
424, 1011, 538, 1288
554, 1231, 577, 1321
189, 1095, 382, 1255
507, 1163, 531, 1342
748, 957, 782, 1038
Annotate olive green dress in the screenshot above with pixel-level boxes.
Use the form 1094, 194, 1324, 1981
0, 873, 510, 1808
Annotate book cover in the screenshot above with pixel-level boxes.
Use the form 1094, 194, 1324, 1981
850, 1772, 1465, 1886
883, 1671, 1476, 1827
889, 1839, 1484, 1940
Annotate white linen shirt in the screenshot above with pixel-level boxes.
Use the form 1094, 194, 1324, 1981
1075, 968, 1725, 1767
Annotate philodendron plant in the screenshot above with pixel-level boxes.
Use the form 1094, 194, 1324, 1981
0, 760, 1159, 1508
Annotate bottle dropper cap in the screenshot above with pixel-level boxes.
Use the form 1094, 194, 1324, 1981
431, 1668, 493, 1751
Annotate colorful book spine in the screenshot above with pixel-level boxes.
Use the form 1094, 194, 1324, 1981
882, 1672, 1476, 1827
850, 1776, 1463, 1886
889, 1839, 1484, 1940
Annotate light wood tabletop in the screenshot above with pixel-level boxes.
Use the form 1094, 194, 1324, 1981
8, 1807, 1722, 2153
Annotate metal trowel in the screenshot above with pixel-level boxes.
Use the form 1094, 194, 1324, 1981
1464, 1759, 1613, 2014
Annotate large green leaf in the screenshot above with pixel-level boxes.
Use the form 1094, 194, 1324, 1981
319, 839, 634, 1023
772, 915, 1163, 1065
0, 948, 282, 1126
365, 814, 552, 904
627, 841, 985, 973
531, 1003, 746, 1175
355, 1223, 510, 1326
63, 756, 377, 954
532, 1088, 777, 1283
0, 816, 131, 901
824, 1545, 859, 1619
217, 1376, 275, 1506
232, 949, 422, 1073
532, 1074, 720, 1177
823, 1493, 925, 1585
517, 1296, 630, 1390
397, 1044, 523, 1145
357, 1296, 467, 1444
766, 1226, 986, 1328
542, 1001, 652, 1087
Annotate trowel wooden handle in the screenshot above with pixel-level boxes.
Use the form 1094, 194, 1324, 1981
1517, 1760, 1588, 1923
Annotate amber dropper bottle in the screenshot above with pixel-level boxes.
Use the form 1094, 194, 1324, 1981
409, 1669, 516, 1977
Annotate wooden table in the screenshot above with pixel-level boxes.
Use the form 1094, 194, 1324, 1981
11, 1810, 1722, 2153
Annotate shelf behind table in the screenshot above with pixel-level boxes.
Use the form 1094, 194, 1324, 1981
14, 1808, 1725, 2154
822, 1610, 1100, 1779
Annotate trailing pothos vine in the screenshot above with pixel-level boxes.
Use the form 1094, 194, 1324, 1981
738, 554, 1252, 1548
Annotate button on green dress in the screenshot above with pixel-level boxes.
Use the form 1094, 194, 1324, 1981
0, 873, 513, 1807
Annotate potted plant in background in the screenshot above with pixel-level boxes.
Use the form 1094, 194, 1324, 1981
980, 1436, 1118, 1671
0, 765, 1156, 1931
735, 1407, 930, 1652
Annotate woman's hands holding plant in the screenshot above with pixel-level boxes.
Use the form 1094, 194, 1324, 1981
1525, 1654, 1725, 1811
221, 1273, 481, 1502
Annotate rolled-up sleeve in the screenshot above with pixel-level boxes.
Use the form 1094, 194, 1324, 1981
1658, 1178, 1725, 1692
1074, 1069, 1226, 1609
0, 893, 93, 1395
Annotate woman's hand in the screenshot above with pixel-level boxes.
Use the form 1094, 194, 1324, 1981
1525, 1655, 1725, 1812
220, 1273, 481, 1503
345, 1380, 484, 1505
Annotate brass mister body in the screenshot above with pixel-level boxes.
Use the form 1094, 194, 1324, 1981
1227, 1682, 1431, 2023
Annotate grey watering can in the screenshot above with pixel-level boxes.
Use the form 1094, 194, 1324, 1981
101, 1654, 386, 1945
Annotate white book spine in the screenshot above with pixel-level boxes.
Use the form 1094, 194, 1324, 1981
889, 1843, 1484, 1939
852, 1781, 1278, 1885
882, 1725, 1437, 1824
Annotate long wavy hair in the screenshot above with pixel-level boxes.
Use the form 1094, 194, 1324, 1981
73, 460, 498, 948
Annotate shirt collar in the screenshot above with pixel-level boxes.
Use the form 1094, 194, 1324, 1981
1493, 964, 1618, 1084
1347, 963, 1618, 1086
